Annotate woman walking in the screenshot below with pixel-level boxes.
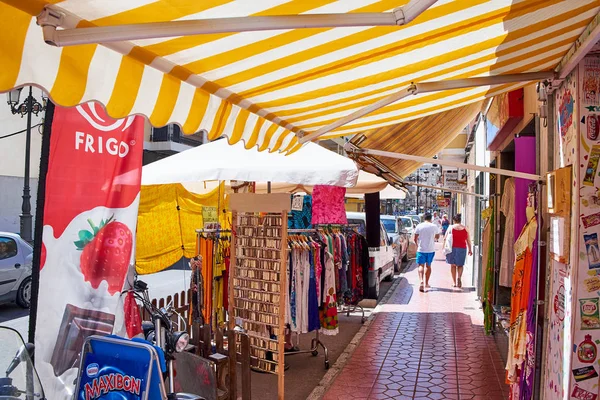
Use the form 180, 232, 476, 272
441, 214, 450, 236
444, 214, 472, 288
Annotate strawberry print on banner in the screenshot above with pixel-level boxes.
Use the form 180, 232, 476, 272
35, 103, 144, 400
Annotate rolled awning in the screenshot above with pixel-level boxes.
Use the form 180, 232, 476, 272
349, 102, 483, 179
1, 1, 598, 152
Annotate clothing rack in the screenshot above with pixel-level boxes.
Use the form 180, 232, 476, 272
313, 224, 366, 323
286, 228, 330, 369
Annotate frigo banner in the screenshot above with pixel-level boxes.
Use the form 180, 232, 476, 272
35, 102, 144, 399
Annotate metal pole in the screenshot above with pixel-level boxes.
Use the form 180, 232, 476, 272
416, 173, 420, 212
21, 87, 33, 243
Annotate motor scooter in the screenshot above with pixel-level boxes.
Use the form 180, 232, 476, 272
0, 326, 45, 400
131, 279, 192, 394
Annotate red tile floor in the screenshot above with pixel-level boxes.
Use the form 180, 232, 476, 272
323, 244, 508, 400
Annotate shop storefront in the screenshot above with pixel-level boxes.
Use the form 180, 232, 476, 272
542, 53, 600, 400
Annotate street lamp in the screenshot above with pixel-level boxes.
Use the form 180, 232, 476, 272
6, 86, 47, 243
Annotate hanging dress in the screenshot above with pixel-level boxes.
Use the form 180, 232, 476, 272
320, 251, 339, 335
500, 178, 516, 287
307, 243, 321, 332
505, 216, 538, 386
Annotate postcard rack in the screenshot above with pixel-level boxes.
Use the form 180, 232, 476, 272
229, 193, 290, 400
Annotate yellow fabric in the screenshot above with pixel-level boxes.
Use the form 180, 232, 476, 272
136, 184, 182, 275
135, 183, 229, 275
2, 1, 598, 152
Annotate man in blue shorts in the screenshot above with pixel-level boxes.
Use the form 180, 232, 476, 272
414, 213, 439, 292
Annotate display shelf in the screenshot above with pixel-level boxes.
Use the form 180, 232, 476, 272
229, 194, 289, 400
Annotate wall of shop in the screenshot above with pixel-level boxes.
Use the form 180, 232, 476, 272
543, 56, 600, 399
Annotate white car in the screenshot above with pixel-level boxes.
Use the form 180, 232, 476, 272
346, 212, 395, 299
0, 232, 33, 308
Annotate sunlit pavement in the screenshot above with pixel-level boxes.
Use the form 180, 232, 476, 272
323, 244, 508, 400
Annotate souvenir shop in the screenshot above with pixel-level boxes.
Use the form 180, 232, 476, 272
473, 85, 544, 399
541, 52, 600, 400
474, 51, 600, 400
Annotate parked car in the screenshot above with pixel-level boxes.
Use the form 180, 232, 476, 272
406, 214, 421, 226
346, 212, 394, 299
398, 216, 418, 260
381, 215, 408, 272
0, 233, 33, 308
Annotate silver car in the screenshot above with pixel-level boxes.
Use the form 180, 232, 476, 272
0, 232, 33, 308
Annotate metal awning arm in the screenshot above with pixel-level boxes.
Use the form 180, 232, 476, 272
408, 181, 487, 199
37, 1, 437, 47
555, 10, 600, 80
299, 71, 555, 143
348, 146, 544, 181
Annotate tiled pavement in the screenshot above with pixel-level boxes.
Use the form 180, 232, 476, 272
323, 245, 508, 400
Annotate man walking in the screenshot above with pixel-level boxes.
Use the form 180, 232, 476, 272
414, 213, 439, 292
432, 211, 442, 241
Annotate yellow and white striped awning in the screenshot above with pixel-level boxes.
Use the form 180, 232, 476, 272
1, 1, 598, 153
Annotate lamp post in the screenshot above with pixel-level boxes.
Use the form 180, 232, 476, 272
6, 86, 46, 243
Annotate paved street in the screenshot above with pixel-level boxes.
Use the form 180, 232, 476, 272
323, 245, 507, 400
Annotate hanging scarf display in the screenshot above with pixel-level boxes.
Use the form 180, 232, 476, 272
311, 186, 347, 225
482, 205, 495, 335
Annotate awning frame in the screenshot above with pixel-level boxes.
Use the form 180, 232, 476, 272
346, 145, 544, 181
555, 10, 600, 80
299, 71, 555, 143
38, 0, 437, 47
407, 181, 487, 199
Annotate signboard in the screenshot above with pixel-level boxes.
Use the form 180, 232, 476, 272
36, 103, 144, 399
77, 352, 146, 400
444, 169, 467, 191
437, 199, 450, 207
486, 89, 525, 151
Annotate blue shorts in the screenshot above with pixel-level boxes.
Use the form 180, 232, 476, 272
416, 252, 435, 265
446, 247, 467, 266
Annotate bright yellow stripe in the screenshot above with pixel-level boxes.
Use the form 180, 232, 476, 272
149, 74, 181, 128
283, 136, 299, 153
245, 119, 265, 149
184, 0, 393, 75
208, 101, 232, 141
324, 84, 519, 137
182, 89, 210, 134
0, 4, 30, 91
259, 123, 281, 152
286, 142, 304, 155
253, 0, 572, 110
50, 43, 97, 106
2, 0, 61, 16
270, 130, 292, 153
106, 56, 145, 119
150, 0, 338, 59
279, 15, 585, 120
229, 109, 251, 144
92, 1, 230, 26
302, 52, 561, 133
237, 0, 506, 99
288, 32, 581, 127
